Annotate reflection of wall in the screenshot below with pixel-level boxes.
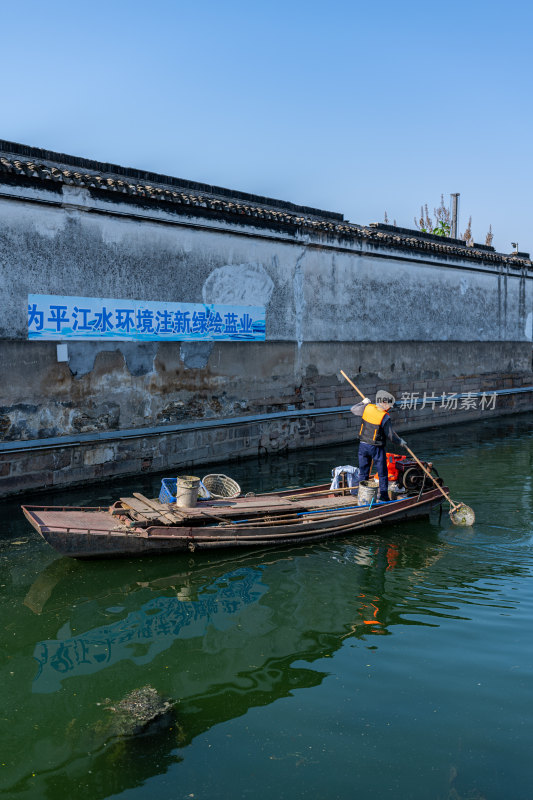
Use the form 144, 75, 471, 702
30, 541, 421, 700
32, 545, 377, 698
1, 141, 532, 496
33, 567, 268, 693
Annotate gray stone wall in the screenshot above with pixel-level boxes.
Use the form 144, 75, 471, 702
0, 363, 530, 498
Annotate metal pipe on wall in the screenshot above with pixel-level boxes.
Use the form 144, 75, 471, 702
450, 193, 460, 239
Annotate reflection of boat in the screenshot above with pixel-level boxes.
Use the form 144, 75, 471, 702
22, 481, 445, 558
22, 478, 445, 558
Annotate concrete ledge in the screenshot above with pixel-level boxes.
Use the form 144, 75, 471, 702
1, 386, 531, 455
1, 385, 531, 499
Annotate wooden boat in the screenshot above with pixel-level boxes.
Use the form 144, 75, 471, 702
22, 481, 445, 558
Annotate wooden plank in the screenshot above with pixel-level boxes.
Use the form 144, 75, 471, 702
120, 497, 145, 510
175, 496, 303, 520
120, 496, 181, 527
132, 493, 185, 524
173, 494, 358, 524
200, 495, 293, 510
120, 497, 155, 515
119, 498, 161, 528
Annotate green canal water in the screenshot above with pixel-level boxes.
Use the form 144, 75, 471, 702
1, 413, 532, 800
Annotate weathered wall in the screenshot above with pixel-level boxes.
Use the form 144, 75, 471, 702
0, 356, 530, 498
0, 339, 531, 442
0, 141, 532, 497
1, 189, 532, 343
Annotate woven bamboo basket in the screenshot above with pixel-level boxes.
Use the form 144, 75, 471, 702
202, 473, 241, 499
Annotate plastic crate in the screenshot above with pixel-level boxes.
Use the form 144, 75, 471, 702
159, 478, 177, 504
159, 477, 212, 503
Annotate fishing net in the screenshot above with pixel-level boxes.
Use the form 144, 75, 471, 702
449, 503, 476, 527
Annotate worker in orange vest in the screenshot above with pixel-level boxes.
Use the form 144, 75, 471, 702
351, 392, 407, 502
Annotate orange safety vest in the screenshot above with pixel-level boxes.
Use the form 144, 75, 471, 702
359, 404, 388, 446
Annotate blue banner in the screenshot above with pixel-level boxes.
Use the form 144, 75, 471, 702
28, 294, 266, 342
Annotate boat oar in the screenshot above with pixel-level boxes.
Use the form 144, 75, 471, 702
339, 370, 475, 526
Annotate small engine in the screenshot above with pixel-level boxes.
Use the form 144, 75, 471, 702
386, 454, 441, 494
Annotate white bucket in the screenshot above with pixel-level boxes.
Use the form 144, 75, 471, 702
388, 481, 400, 500
357, 479, 379, 506
175, 475, 200, 508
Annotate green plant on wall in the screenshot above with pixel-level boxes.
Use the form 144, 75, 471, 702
432, 219, 450, 236
414, 195, 451, 236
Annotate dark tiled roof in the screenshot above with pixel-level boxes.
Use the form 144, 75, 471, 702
0, 139, 341, 221
0, 151, 531, 270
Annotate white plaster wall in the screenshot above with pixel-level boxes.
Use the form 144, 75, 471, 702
0, 187, 531, 343
299, 250, 532, 342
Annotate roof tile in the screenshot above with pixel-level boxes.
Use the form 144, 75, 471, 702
0, 154, 531, 269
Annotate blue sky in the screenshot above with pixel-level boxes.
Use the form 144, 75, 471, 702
2, 0, 532, 254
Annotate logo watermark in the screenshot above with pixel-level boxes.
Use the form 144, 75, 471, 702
376, 389, 396, 406
396, 391, 497, 411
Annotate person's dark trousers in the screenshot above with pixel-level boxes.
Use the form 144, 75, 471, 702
358, 442, 388, 500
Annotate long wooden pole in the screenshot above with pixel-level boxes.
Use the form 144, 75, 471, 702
339, 370, 460, 512
402, 445, 459, 511
340, 370, 365, 400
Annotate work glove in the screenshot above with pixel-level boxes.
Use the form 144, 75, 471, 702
363, 397, 371, 405
400, 439, 407, 449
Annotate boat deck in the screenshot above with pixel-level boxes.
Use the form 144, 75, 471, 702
23, 490, 375, 535
170, 492, 361, 520
22, 506, 127, 535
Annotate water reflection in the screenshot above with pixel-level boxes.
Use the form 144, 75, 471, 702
29, 536, 437, 683
2, 522, 522, 798
2, 413, 532, 799
33, 565, 268, 693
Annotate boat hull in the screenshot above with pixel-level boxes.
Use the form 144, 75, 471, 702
22, 488, 444, 558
